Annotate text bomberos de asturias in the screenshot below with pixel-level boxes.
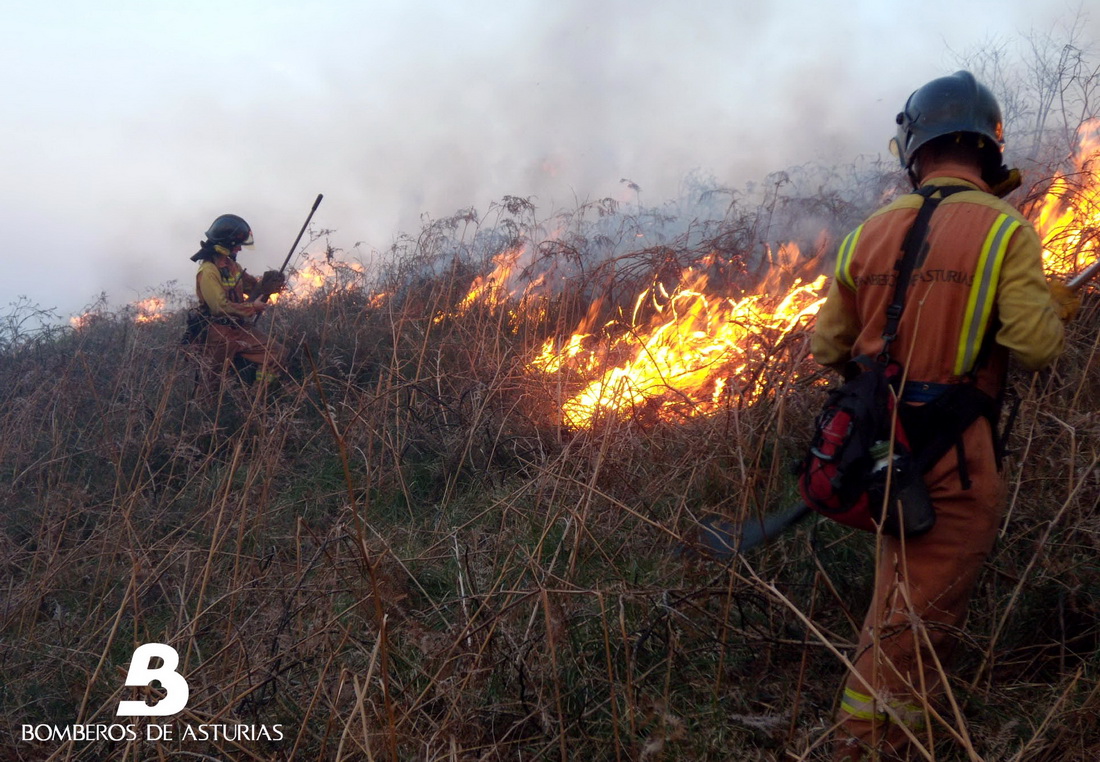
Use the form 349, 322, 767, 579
22, 723, 285, 743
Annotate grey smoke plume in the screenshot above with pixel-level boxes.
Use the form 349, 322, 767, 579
0, 1, 1092, 317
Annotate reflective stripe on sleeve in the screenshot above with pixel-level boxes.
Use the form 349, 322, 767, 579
836, 226, 864, 291
954, 213, 1019, 375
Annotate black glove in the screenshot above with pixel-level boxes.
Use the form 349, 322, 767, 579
260, 270, 287, 297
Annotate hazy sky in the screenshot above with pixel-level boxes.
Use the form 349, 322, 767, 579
1, 0, 1093, 318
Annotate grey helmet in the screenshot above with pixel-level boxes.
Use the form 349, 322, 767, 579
891, 70, 1004, 171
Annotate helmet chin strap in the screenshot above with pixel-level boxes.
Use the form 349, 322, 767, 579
213, 243, 240, 261
906, 164, 921, 189
986, 165, 1022, 198
906, 155, 924, 189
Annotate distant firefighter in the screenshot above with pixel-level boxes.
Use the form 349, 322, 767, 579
184, 213, 287, 390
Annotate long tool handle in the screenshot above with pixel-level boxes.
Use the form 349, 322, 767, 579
257, 193, 324, 310
279, 193, 324, 275
1067, 256, 1100, 291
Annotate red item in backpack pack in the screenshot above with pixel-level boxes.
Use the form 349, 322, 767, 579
798, 357, 935, 537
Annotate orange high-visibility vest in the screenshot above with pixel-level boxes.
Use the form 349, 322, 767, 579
813, 171, 1064, 400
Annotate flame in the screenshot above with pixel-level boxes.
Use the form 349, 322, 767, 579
71, 296, 167, 330
530, 333, 599, 375
70, 312, 96, 330
435, 229, 573, 325
277, 253, 367, 302
435, 246, 523, 323
133, 297, 168, 324
1032, 118, 1100, 280
459, 248, 520, 311
532, 247, 827, 427
421, 226, 832, 428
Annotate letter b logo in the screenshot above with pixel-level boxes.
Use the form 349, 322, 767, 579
116, 643, 189, 717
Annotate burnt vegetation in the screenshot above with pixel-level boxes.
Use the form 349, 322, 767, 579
3, 41, 1100, 762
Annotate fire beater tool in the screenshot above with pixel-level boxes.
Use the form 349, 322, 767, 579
689, 253, 1100, 560
258, 193, 324, 305
690, 504, 813, 559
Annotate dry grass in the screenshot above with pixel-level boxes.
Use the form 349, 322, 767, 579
0, 174, 1098, 761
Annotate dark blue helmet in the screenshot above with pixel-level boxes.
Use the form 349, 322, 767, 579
891, 71, 1004, 169
204, 214, 254, 247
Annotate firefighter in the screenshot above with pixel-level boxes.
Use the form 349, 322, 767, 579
811, 71, 1080, 760
189, 214, 288, 390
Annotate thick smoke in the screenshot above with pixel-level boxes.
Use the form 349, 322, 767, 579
0, 1, 1091, 317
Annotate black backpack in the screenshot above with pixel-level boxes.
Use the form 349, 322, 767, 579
799, 354, 931, 536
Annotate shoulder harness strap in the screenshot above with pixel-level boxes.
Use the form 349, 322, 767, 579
879, 184, 971, 363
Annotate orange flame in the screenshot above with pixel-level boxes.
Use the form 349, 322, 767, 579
70, 312, 96, 331
71, 296, 168, 330
1032, 118, 1100, 280
532, 245, 826, 428
435, 229, 571, 325
133, 297, 168, 324
434, 246, 524, 323
278, 253, 367, 302
459, 248, 520, 311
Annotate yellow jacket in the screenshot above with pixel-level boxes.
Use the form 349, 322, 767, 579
812, 164, 1065, 397
195, 250, 262, 320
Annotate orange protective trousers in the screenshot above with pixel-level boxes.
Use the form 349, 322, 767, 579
200, 322, 286, 389
834, 418, 1004, 760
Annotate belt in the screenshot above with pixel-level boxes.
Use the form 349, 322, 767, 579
205, 314, 242, 327
902, 381, 953, 403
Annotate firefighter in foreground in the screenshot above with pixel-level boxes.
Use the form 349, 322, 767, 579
811, 71, 1080, 759
189, 214, 287, 390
